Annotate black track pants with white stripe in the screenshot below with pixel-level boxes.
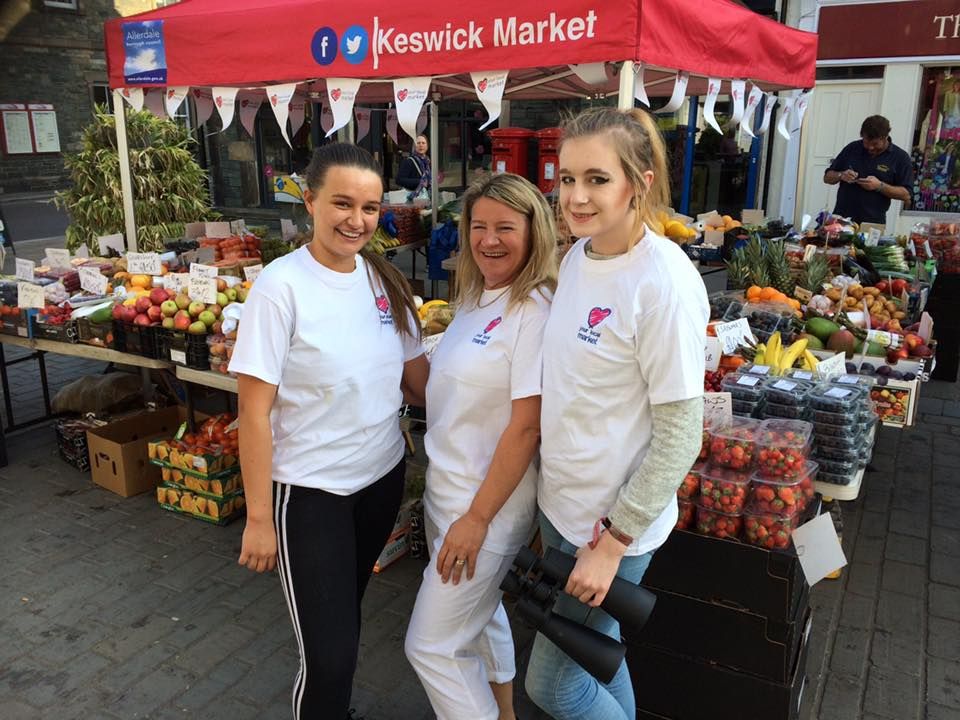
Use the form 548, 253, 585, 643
273, 459, 406, 720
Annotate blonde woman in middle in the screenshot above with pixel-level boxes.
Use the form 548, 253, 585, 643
405, 173, 558, 720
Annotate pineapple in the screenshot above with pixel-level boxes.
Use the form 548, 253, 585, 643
765, 239, 794, 295
725, 252, 752, 289
800, 254, 831, 293
743, 236, 771, 288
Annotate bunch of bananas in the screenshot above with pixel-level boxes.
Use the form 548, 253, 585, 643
366, 227, 403, 255
753, 331, 819, 374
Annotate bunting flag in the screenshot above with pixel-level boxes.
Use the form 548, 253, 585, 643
470, 70, 509, 130
757, 92, 777, 136
237, 91, 262, 137
568, 62, 608, 86
659, 71, 689, 114
265, 83, 298, 147
777, 93, 797, 140
164, 86, 189, 118
192, 88, 214, 125
416, 105, 428, 136
393, 76, 431, 141
119, 87, 144, 112
386, 109, 398, 144
633, 64, 650, 107
702, 78, 723, 134
740, 85, 764, 138
212, 87, 239, 131
143, 88, 167, 118
729, 80, 746, 126
325, 78, 362, 138
319, 103, 334, 134
793, 89, 813, 133
289, 95, 306, 137
355, 107, 371, 142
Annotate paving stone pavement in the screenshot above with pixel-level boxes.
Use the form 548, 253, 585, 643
1, 350, 958, 719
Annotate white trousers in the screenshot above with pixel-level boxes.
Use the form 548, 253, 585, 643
405, 516, 517, 720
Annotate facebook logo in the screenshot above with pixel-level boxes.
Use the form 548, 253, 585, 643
311, 27, 338, 66
340, 25, 368, 65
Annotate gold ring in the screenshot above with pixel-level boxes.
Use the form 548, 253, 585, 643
454, 559, 465, 566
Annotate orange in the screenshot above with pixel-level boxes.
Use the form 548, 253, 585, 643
759, 287, 777, 301
788, 298, 802, 310
746, 285, 762, 301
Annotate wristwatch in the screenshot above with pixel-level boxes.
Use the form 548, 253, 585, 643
877, 181, 885, 193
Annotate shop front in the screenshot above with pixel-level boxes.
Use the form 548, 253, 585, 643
799, 0, 960, 234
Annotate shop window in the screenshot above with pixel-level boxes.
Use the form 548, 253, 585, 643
910, 66, 960, 214
90, 83, 112, 114
44, 0, 78, 9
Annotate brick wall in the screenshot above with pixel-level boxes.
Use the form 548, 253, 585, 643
0, 0, 160, 194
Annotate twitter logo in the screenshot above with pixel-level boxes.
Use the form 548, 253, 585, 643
341, 25, 368, 65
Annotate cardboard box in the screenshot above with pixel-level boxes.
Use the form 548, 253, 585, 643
148, 439, 239, 477
627, 613, 811, 720
156, 482, 245, 525
632, 588, 810, 682
158, 466, 242, 498
642, 528, 808, 622
373, 525, 410, 573
87, 406, 199, 498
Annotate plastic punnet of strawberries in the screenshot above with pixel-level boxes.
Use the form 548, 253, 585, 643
743, 510, 796, 550
39, 303, 73, 326
695, 502, 743, 539
755, 419, 813, 479
699, 466, 750, 513
703, 369, 727, 392
708, 418, 761, 470
676, 499, 696, 530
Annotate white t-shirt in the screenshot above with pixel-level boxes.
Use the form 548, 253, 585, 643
424, 287, 551, 555
539, 232, 709, 555
228, 247, 423, 494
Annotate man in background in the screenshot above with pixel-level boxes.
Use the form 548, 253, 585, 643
824, 115, 912, 224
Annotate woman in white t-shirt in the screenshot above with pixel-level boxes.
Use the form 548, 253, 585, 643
405, 173, 557, 720
229, 143, 428, 720
524, 109, 710, 720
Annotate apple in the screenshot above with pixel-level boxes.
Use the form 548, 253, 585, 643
188, 321, 207, 335
146, 305, 163, 323
134, 313, 152, 326
173, 310, 192, 331
135, 296, 153, 314
198, 310, 217, 328
149, 287, 169, 306
188, 301, 206, 318
175, 293, 191, 310
225, 288, 238, 302
236, 288, 248, 303
112, 304, 124, 320
207, 304, 222, 319
160, 300, 178, 317
216, 278, 227, 293
119, 305, 138, 323
162, 316, 175, 330
216, 292, 229, 307
212, 320, 223, 335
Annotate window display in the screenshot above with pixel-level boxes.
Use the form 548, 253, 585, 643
910, 66, 960, 214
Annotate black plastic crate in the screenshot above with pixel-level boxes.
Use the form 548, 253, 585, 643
112, 320, 162, 358
31, 316, 79, 344
156, 328, 210, 370
54, 417, 100, 472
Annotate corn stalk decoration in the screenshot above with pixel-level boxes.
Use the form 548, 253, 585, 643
55, 106, 214, 252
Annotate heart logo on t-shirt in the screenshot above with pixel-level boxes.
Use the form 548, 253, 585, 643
375, 295, 390, 313
397, 89, 408, 102
478, 78, 488, 93
331, 89, 342, 102
484, 316, 502, 334
587, 307, 612, 328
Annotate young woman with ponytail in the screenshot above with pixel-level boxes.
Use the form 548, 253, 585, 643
524, 108, 710, 720
229, 143, 428, 720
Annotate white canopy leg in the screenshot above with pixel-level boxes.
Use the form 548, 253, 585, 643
617, 61, 636, 111
113, 89, 138, 252
429, 100, 439, 228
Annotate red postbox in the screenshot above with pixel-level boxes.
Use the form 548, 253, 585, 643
535, 127, 563, 193
488, 128, 534, 177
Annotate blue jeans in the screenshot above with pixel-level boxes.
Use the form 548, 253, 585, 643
523, 514, 653, 720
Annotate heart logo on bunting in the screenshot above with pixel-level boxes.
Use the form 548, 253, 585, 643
587, 307, 612, 328
122, 88, 130, 97
331, 88, 342, 101
167, 89, 175, 99
271, 94, 278, 106
397, 89, 408, 102
216, 96, 223, 107
478, 78, 488, 93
